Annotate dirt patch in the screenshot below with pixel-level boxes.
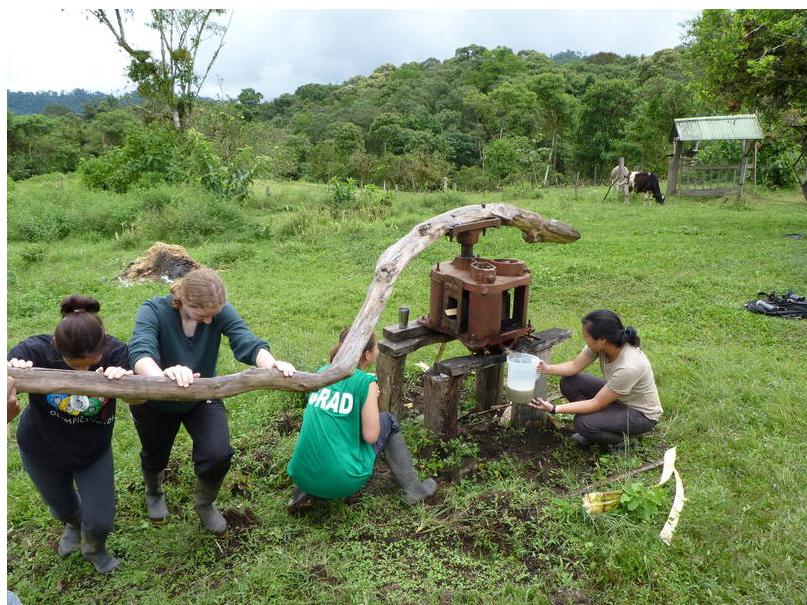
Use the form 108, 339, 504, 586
222, 506, 258, 530
118, 242, 201, 283
213, 507, 259, 559
309, 563, 339, 586
274, 411, 302, 436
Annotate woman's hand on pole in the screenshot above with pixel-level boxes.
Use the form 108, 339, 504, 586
96, 366, 134, 380
273, 360, 296, 377
7, 358, 33, 369
163, 365, 200, 387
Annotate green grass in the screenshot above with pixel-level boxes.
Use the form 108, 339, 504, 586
7, 175, 807, 604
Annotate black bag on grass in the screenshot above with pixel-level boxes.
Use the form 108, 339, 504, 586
745, 291, 807, 319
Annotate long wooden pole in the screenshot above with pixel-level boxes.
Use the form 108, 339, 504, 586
9, 203, 580, 401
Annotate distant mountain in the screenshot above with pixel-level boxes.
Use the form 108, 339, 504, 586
7, 89, 141, 115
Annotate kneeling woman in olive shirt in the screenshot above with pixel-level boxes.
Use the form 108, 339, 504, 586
530, 309, 662, 447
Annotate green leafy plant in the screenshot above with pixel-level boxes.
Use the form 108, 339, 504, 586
327, 176, 358, 212
618, 481, 667, 521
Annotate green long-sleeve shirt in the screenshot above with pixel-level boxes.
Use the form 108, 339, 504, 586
128, 295, 269, 413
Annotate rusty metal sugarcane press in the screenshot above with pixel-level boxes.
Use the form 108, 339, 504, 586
419, 218, 533, 352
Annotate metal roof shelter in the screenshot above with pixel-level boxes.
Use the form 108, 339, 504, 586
674, 115, 763, 142
667, 114, 764, 198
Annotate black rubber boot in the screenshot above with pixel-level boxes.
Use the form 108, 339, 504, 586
286, 486, 318, 513
383, 432, 437, 505
57, 518, 81, 558
142, 468, 168, 521
570, 433, 592, 448
81, 531, 120, 574
194, 476, 227, 534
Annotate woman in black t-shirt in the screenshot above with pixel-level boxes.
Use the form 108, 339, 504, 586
7, 295, 133, 574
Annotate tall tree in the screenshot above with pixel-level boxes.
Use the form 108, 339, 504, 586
88, 9, 231, 131
573, 79, 637, 179
686, 9, 807, 199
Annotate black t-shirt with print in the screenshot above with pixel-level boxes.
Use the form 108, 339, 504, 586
9, 334, 129, 470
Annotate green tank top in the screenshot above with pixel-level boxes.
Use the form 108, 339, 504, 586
287, 367, 378, 499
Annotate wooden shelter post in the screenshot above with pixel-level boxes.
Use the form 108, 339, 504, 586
738, 139, 752, 199
667, 138, 682, 197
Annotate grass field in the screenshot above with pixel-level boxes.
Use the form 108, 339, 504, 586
6, 175, 807, 604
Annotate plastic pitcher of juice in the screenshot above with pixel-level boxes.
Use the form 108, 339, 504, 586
506, 352, 540, 404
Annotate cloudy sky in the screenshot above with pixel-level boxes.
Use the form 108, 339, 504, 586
4, 8, 702, 101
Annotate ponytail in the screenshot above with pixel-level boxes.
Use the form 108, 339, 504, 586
53, 295, 106, 359
621, 326, 641, 347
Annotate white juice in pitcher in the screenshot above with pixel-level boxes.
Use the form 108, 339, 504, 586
508, 387, 535, 404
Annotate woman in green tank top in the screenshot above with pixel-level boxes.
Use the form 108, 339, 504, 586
287, 329, 437, 510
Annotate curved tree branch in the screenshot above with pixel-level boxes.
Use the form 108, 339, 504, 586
9, 203, 579, 401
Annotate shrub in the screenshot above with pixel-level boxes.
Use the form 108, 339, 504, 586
80, 125, 263, 201
327, 176, 358, 210
454, 166, 495, 191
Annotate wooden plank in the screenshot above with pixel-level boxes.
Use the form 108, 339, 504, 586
676, 188, 737, 197
512, 328, 572, 354
435, 352, 507, 377
684, 164, 742, 171
449, 218, 502, 235
422, 369, 463, 440
382, 320, 431, 343
378, 332, 455, 357
376, 351, 407, 417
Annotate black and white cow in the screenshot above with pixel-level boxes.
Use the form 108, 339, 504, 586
609, 166, 665, 205
629, 172, 665, 205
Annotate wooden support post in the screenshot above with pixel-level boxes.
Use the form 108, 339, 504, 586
475, 364, 504, 410
376, 350, 407, 417
667, 138, 682, 197
738, 139, 751, 199
423, 369, 463, 440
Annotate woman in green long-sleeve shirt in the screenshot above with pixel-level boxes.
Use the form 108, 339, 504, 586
128, 268, 295, 534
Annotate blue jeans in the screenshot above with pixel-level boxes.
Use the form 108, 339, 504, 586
372, 412, 400, 455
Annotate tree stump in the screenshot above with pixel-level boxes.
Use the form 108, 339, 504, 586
475, 364, 504, 410
422, 369, 463, 439
376, 352, 406, 417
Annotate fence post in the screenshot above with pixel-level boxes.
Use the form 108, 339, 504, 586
738, 139, 751, 199
667, 138, 682, 196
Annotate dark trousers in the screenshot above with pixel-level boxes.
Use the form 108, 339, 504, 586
560, 374, 656, 445
19, 446, 115, 536
130, 400, 233, 482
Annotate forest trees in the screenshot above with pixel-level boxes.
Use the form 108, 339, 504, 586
686, 9, 807, 198
9, 11, 806, 194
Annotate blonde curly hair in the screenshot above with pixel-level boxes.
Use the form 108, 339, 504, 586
170, 268, 226, 310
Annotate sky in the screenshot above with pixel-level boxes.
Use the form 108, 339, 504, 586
3, 8, 703, 102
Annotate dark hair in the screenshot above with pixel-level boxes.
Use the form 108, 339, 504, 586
329, 328, 377, 363
582, 309, 640, 348
53, 295, 106, 360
